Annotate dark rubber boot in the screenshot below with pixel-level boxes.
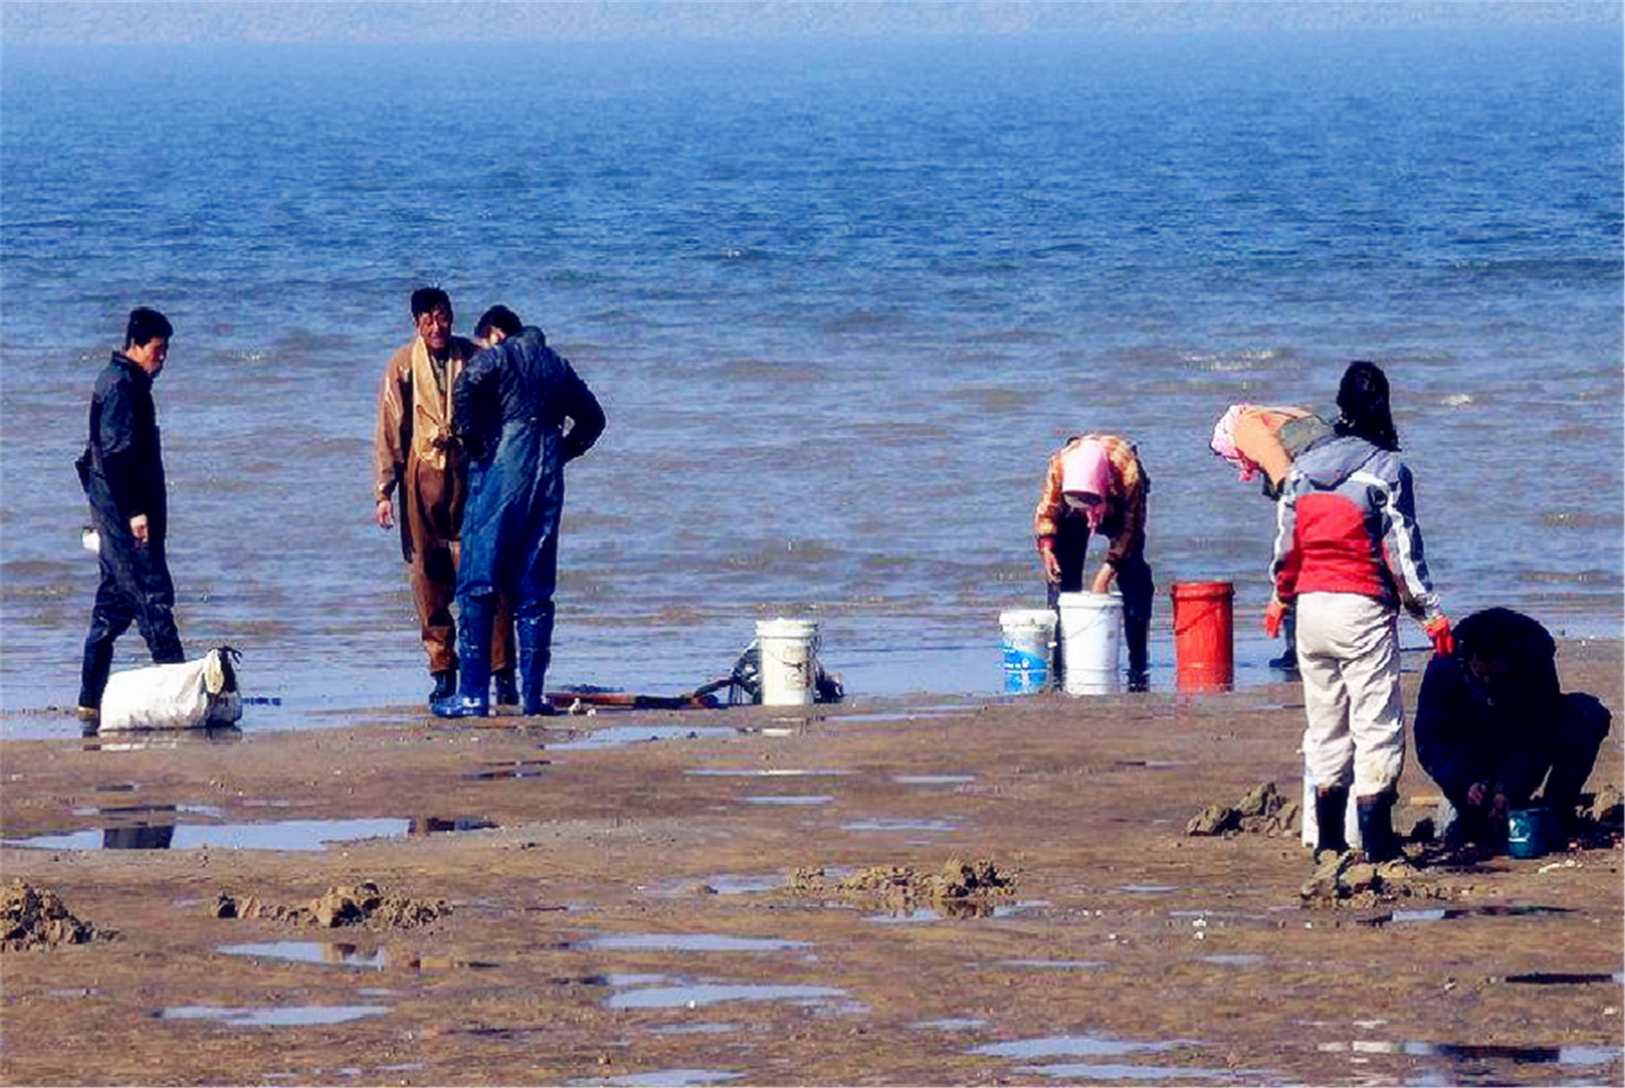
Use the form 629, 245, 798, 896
433, 595, 491, 718
1356, 791, 1403, 863
1124, 612, 1150, 679
492, 669, 519, 707
1314, 785, 1350, 856
79, 637, 117, 714
1270, 611, 1299, 671
429, 668, 457, 703
517, 610, 557, 717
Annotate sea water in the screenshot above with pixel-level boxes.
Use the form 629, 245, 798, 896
1, 29, 1620, 727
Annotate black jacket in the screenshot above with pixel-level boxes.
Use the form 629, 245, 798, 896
80, 352, 167, 541
1414, 608, 1563, 806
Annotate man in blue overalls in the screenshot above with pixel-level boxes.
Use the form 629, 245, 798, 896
433, 306, 606, 718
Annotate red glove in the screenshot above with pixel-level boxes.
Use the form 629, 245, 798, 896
1423, 615, 1454, 658
1263, 597, 1287, 639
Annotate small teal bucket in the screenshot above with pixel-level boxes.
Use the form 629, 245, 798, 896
1506, 807, 1548, 859
1000, 608, 1057, 695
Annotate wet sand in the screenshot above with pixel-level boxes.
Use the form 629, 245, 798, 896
2, 641, 1622, 1087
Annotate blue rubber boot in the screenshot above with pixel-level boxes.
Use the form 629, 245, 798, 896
433, 594, 492, 718
518, 609, 557, 717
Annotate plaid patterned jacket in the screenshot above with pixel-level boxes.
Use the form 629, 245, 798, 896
1033, 434, 1148, 567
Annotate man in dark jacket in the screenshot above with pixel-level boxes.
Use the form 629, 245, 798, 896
433, 306, 606, 718
1415, 607, 1611, 847
76, 308, 187, 722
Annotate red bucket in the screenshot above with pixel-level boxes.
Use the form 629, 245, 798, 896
1171, 582, 1234, 692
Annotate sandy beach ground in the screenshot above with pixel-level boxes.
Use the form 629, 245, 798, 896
2, 641, 1621, 1087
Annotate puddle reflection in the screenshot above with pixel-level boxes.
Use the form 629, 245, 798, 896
868, 907, 972, 924
549, 725, 743, 751
1358, 904, 1574, 927
1197, 954, 1268, 967
664, 874, 785, 897
1015, 1062, 1257, 1082
891, 774, 977, 785
465, 760, 551, 780
6, 818, 412, 851
217, 940, 501, 973
605, 980, 847, 1011
83, 726, 244, 751
7, 813, 503, 852
1504, 971, 1624, 985
742, 795, 834, 807
74, 802, 223, 818
1319, 1040, 1620, 1066
840, 817, 961, 833
913, 1017, 989, 1031
835, 704, 981, 725
157, 1004, 389, 1027
973, 1035, 1200, 1059
219, 941, 385, 970
410, 816, 498, 835
105, 824, 177, 849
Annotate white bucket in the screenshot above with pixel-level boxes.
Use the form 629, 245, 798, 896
755, 618, 820, 706
1056, 592, 1122, 695
999, 608, 1057, 694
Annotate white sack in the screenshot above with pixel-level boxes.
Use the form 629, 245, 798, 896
99, 647, 243, 731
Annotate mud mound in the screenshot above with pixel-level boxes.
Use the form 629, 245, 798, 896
212, 881, 450, 929
787, 858, 1016, 917
1299, 852, 1453, 910
1187, 781, 1299, 837
2, 881, 117, 952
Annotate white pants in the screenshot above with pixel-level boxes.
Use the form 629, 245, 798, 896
1296, 592, 1404, 797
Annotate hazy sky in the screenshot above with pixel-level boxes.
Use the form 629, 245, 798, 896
2, 0, 1619, 45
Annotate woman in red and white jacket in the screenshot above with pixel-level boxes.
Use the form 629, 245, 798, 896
1268, 362, 1453, 862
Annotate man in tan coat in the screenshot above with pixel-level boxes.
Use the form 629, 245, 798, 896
374, 287, 513, 705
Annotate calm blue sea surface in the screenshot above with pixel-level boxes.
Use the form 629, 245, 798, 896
2, 30, 1621, 732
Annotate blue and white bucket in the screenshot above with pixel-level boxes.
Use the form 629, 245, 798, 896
999, 608, 1057, 694
1507, 806, 1549, 859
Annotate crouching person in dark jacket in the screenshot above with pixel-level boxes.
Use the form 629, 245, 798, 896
433, 306, 606, 718
1415, 607, 1611, 848
76, 308, 187, 724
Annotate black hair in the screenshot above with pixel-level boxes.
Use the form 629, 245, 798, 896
475, 305, 523, 340
1334, 360, 1400, 452
410, 287, 452, 319
125, 307, 173, 349
1453, 607, 1554, 666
